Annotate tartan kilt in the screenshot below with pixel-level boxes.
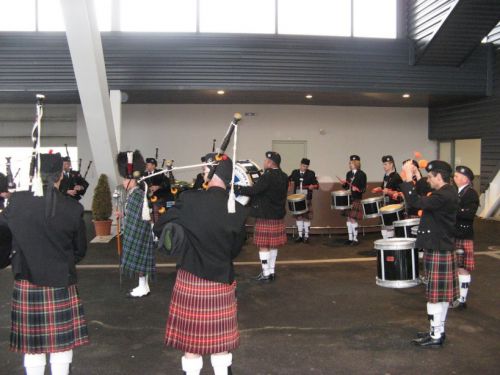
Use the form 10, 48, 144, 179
455, 239, 475, 271
253, 219, 287, 248
165, 269, 239, 355
10, 280, 89, 354
424, 250, 459, 303
293, 200, 313, 220
342, 199, 364, 220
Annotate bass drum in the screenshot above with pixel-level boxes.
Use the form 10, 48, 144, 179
234, 160, 262, 205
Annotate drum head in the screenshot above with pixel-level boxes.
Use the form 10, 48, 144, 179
380, 203, 403, 213
288, 193, 306, 201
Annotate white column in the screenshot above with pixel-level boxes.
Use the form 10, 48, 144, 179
110, 90, 122, 150
61, 0, 118, 196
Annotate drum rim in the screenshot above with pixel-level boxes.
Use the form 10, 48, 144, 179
288, 193, 306, 201
374, 238, 416, 250
361, 196, 384, 204
331, 190, 351, 196
393, 218, 421, 227
380, 204, 404, 214
376, 278, 420, 288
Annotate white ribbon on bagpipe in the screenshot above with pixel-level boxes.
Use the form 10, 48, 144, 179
227, 123, 238, 214
139, 161, 218, 221
32, 102, 44, 197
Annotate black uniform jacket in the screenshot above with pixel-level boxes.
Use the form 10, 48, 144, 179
342, 170, 367, 200
238, 168, 289, 220
381, 171, 403, 204
0, 190, 87, 287
288, 169, 318, 200
406, 177, 432, 217
143, 169, 173, 200
154, 187, 249, 284
455, 184, 479, 239
59, 170, 89, 201
401, 182, 459, 251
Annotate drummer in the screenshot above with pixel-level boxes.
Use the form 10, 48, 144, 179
400, 160, 459, 348
374, 155, 402, 239
340, 155, 367, 246
403, 159, 432, 218
288, 158, 319, 244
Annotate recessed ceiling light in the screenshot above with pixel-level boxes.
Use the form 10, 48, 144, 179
402, 93, 410, 98
305, 94, 313, 99
217, 90, 225, 95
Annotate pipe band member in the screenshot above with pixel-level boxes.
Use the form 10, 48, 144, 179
117, 150, 156, 298
143, 157, 173, 223
451, 165, 479, 310
0, 152, 89, 375
59, 156, 89, 201
235, 151, 288, 283
380, 155, 403, 239
341, 155, 367, 246
400, 160, 459, 348
154, 153, 249, 375
288, 158, 319, 244
403, 159, 432, 218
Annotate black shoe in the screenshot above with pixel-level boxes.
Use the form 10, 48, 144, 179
269, 273, 276, 281
412, 335, 444, 348
350, 240, 359, 246
254, 272, 272, 282
303, 237, 310, 244
450, 300, 467, 310
294, 236, 304, 243
228, 366, 233, 375
344, 240, 353, 245
416, 332, 446, 341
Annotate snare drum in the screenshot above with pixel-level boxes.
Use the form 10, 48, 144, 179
233, 160, 262, 205
374, 238, 420, 288
379, 203, 404, 227
411, 226, 418, 237
393, 218, 420, 238
331, 190, 352, 210
287, 194, 308, 215
361, 196, 384, 219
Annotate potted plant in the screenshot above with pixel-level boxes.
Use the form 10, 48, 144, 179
92, 174, 113, 236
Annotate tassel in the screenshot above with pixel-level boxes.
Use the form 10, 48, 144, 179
228, 190, 236, 213
142, 181, 151, 221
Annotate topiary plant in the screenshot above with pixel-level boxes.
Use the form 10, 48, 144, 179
92, 174, 112, 221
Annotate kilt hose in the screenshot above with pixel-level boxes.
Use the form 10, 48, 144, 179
293, 200, 313, 221
342, 199, 364, 221
455, 239, 475, 271
424, 250, 459, 303
165, 269, 239, 355
10, 280, 89, 354
253, 218, 287, 248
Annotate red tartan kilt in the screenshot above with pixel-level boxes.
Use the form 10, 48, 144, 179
165, 269, 239, 355
10, 280, 89, 353
253, 219, 287, 248
342, 199, 364, 220
424, 250, 459, 303
455, 239, 475, 271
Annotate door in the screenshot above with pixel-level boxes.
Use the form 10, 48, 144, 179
272, 140, 307, 175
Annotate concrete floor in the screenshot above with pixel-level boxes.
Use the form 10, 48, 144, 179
1, 217, 499, 374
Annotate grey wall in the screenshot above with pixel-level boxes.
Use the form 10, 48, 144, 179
429, 50, 500, 191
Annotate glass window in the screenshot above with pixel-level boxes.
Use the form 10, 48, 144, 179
278, 0, 351, 37
0, 0, 36, 31
353, 0, 396, 39
121, 0, 197, 32
38, 0, 111, 32
200, 0, 275, 34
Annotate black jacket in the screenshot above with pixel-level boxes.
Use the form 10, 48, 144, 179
0, 190, 87, 287
455, 184, 479, 239
401, 182, 459, 251
153, 187, 249, 284
143, 169, 173, 201
342, 170, 367, 200
406, 177, 432, 217
237, 168, 288, 219
381, 171, 403, 204
288, 169, 319, 200
59, 170, 89, 201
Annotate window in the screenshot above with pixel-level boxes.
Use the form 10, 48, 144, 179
0, 0, 36, 31
199, 0, 275, 34
353, 0, 396, 38
121, 0, 197, 32
278, 0, 351, 37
